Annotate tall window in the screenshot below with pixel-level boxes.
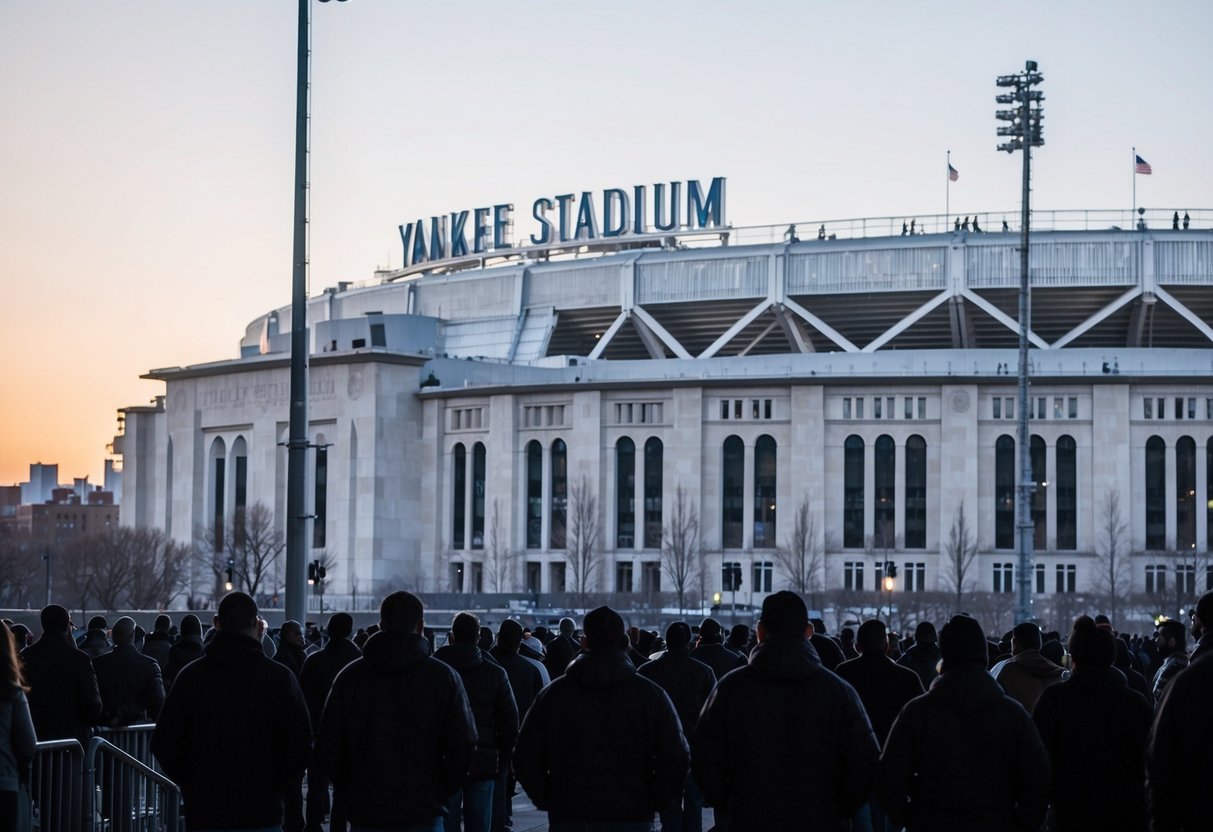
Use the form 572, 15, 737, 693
615, 560, 634, 593
844, 561, 865, 591
311, 447, 326, 549
1145, 436, 1166, 550
874, 435, 895, 549
1056, 436, 1076, 550
903, 562, 926, 592
550, 439, 567, 550
993, 562, 1014, 593
844, 435, 865, 548
1031, 435, 1046, 549
471, 443, 486, 549
1035, 563, 1046, 594
754, 435, 777, 548
644, 437, 663, 548
753, 561, 774, 592
526, 441, 542, 549
722, 436, 744, 548
616, 438, 635, 548
211, 444, 225, 553
452, 444, 466, 549
995, 436, 1015, 549
1055, 563, 1076, 593
905, 436, 926, 549
234, 449, 248, 546
1145, 564, 1166, 594
1177, 436, 1196, 552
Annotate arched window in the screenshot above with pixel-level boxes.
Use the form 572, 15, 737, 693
995, 435, 1015, 550
1031, 436, 1046, 549
844, 435, 864, 548
754, 435, 777, 548
1145, 436, 1165, 550
1056, 436, 1076, 550
472, 443, 486, 549
209, 437, 227, 552
452, 443, 466, 549
550, 439, 567, 550
722, 436, 744, 548
905, 435, 926, 549
1177, 436, 1196, 552
526, 441, 542, 549
616, 438, 635, 549
874, 435, 895, 549
231, 436, 249, 546
644, 437, 664, 549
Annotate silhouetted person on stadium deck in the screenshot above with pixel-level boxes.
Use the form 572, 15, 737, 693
1151, 618, 1189, 706
1173, 211, 1181, 229
1033, 616, 1151, 831
1147, 643, 1213, 832
954, 217, 961, 231
638, 621, 715, 832
1182, 211, 1190, 229
818, 224, 827, 240
435, 613, 519, 832
317, 592, 476, 832
897, 621, 941, 690
141, 614, 172, 672
1189, 590, 1213, 663
78, 615, 111, 659
992, 621, 1064, 713
901, 221, 908, 236
543, 617, 579, 680
972, 216, 982, 232
163, 614, 204, 691
153, 592, 311, 832
514, 606, 688, 832
93, 616, 165, 726
275, 620, 307, 680
300, 612, 361, 832
691, 618, 746, 681
877, 614, 1049, 832
1003, 218, 1010, 232
21, 604, 100, 748
785, 224, 799, 243
961, 216, 971, 231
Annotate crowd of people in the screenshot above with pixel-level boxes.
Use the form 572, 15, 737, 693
1, 588, 1212, 832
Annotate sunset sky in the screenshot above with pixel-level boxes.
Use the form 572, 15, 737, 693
2, 0, 1211, 487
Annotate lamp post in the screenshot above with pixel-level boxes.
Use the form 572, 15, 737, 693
996, 60, 1045, 625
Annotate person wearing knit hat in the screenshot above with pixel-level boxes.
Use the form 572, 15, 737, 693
878, 615, 1049, 831
692, 617, 746, 681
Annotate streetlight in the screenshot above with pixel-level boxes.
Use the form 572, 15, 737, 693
882, 561, 897, 624
996, 60, 1045, 625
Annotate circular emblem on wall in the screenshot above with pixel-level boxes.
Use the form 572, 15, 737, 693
348, 370, 363, 400
172, 391, 186, 413
950, 390, 971, 413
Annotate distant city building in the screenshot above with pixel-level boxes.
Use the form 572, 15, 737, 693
0, 485, 19, 519
20, 463, 58, 506
7, 502, 118, 542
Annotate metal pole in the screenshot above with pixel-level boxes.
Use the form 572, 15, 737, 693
286, 0, 311, 624
1015, 70, 1035, 625
43, 550, 51, 606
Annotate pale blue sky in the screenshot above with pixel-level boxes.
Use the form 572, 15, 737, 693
2, 0, 1210, 483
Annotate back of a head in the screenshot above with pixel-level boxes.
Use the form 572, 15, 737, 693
810, 617, 828, 636
1068, 615, 1115, 668
1012, 621, 1043, 652
111, 617, 136, 647
327, 612, 354, 641
380, 591, 424, 634
154, 614, 171, 633
558, 617, 576, 636
1196, 590, 1213, 626
914, 621, 938, 645
760, 591, 809, 639
727, 624, 750, 648
281, 620, 302, 638
41, 604, 71, 635
582, 606, 625, 650
1, 623, 27, 692
451, 612, 480, 645
665, 621, 692, 651
939, 614, 988, 671
698, 618, 723, 644
857, 619, 889, 654
88, 615, 108, 632
497, 619, 524, 651
216, 592, 259, 633
180, 614, 202, 637
1158, 618, 1187, 650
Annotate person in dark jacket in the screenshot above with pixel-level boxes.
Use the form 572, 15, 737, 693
140, 614, 172, 672
542, 618, 579, 679
638, 621, 716, 832
1114, 637, 1153, 702
1188, 590, 1213, 663
435, 612, 519, 832
20, 604, 101, 748
299, 612, 361, 832
152, 592, 312, 832
1033, 616, 1152, 831
93, 616, 165, 726
77, 616, 111, 659
1, 621, 37, 832
515, 605, 689, 830
896, 621, 942, 690
992, 622, 1065, 713
693, 592, 879, 831
1151, 618, 1189, 706
163, 614, 205, 690
487, 619, 545, 832
275, 620, 308, 680
691, 618, 746, 681
809, 618, 847, 671
877, 614, 1050, 832
316, 592, 477, 831
1148, 646, 1213, 832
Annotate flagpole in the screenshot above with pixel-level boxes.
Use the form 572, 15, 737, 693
1132, 146, 1136, 223
946, 149, 951, 232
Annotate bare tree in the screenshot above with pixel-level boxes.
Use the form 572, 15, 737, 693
484, 499, 519, 593
198, 502, 285, 601
773, 496, 824, 609
0, 528, 42, 608
565, 476, 602, 600
942, 499, 978, 613
125, 527, 191, 610
661, 485, 702, 614
1093, 490, 1131, 625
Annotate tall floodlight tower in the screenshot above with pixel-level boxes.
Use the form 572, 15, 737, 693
995, 61, 1045, 625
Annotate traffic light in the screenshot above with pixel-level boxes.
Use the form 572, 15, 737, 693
308, 560, 318, 585
885, 561, 898, 579
722, 562, 743, 591
224, 558, 234, 591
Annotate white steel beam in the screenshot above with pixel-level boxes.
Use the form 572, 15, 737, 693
781, 297, 860, 353
863, 290, 951, 352
960, 288, 1050, 349
1051, 287, 1141, 348
631, 305, 693, 360
737, 320, 780, 357
699, 299, 773, 359
587, 310, 630, 360
773, 303, 812, 353
1154, 286, 1213, 344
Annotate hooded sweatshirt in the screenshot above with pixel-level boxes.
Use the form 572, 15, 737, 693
993, 648, 1066, 713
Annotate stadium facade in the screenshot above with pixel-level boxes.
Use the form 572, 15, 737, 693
114, 180, 1213, 619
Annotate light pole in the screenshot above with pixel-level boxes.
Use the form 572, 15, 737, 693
42, 549, 52, 606
996, 61, 1045, 625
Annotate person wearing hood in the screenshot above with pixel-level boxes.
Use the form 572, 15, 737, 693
877, 614, 1049, 832
1032, 616, 1151, 831
992, 622, 1065, 713
274, 620, 307, 680
542, 618, 580, 680
141, 614, 173, 672
896, 621, 942, 690
316, 592, 476, 831
164, 614, 205, 691
691, 618, 746, 681
435, 613, 519, 832
514, 605, 688, 830
693, 591, 879, 830
78, 615, 111, 659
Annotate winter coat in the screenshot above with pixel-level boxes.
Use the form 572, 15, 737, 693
163, 634, 204, 688
835, 652, 925, 745
315, 630, 476, 828
810, 632, 846, 671
993, 649, 1065, 713
514, 647, 688, 823
140, 631, 171, 672
151, 630, 311, 830
1151, 651, 1189, 707
896, 640, 942, 691
637, 648, 716, 736
1189, 632, 1213, 664
877, 665, 1050, 832
77, 629, 111, 659
273, 641, 307, 680
1032, 665, 1151, 831
693, 635, 879, 830
1148, 654, 1213, 832
690, 642, 746, 682
542, 633, 579, 679
20, 633, 101, 747
298, 637, 362, 730
93, 644, 166, 726
0, 688, 36, 793
488, 645, 546, 718
434, 643, 519, 781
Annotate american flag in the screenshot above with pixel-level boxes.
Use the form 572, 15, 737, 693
1135, 155, 1153, 175
948, 164, 959, 182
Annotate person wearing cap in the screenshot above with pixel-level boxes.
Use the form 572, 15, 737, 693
693, 591, 879, 829
78, 615, 112, 659
93, 616, 165, 726
164, 614, 205, 691
691, 618, 746, 681
877, 614, 1049, 832
992, 622, 1065, 714
20, 604, 101, 749
141, 614, 173, 672
153, 592, 312, 832
514, 605, 689, 830
542, 617, 580, 680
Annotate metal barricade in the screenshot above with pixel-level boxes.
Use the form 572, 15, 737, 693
31, 738, 86, 832
93, 726, 156, 771
88, 737, 182, 832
